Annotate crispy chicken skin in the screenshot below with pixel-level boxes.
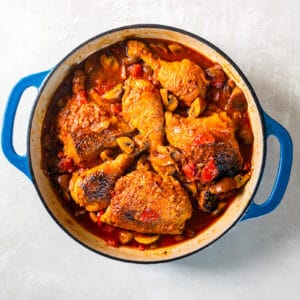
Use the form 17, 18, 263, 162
127, 40, 209, 106
165, 111, 243, 176
69, 154, 133, 211
57, 70, 133, 164
101, 170, 192, 234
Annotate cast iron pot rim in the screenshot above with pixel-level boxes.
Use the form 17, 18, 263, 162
28, 24, 266, 264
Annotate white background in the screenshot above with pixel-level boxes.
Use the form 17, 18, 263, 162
0, 0, 299, 299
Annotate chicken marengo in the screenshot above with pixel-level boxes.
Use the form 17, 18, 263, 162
42, 39, 253, 249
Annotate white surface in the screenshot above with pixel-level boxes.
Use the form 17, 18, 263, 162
0, 0, 299, 299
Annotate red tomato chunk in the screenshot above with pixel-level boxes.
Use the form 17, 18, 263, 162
182, 163, 197, 180
128, 64, 143, 78
201, 158, 219, 183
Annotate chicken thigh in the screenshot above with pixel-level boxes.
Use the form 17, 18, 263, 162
165, 111, 243, 178
126, 40, 208, 106
57, 70, 133, 164
101, 170, 192, 234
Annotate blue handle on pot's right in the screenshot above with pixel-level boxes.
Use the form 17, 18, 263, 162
1, 70, 50, 180
241, 111, 293, 221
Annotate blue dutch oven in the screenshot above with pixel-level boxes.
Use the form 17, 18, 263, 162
1, 25, 293, 263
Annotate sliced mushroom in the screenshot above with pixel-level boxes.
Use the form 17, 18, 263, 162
169, 147, 181, 162
205, 64, 227, 88
133, 134, 149, 152
168, 43, 183, 54
136, 155, 151, 171
56, 174, 71, 190
223, 79, 236, 96
118, 230, 135, 244
234, 172, 251, 189
185, 182, 197, 196
212, 202, 227, 216
188, 97, 207, 118
123, 56, 140, 65
100, 149, 114, 162
100, 54, 119, 72
134, 234, 160, 245
225, 87, 248, 112
116, 137, 135, 154
159, 89, 178, 111
160, 88, 169, 107
102, 84, 124, 102
209, 177, 237, 195
152, 145, 178, 167
86, 201, 106, 212
198, 190, 218, 212
166, 95, 178, 112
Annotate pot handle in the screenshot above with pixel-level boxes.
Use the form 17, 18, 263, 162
1, 70, 51, 180
241, 111, 293, 221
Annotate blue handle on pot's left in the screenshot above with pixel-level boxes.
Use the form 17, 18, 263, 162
241, 111, 293, 221
1, 70, 50, 180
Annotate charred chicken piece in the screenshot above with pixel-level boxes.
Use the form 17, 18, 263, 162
165, 111, 243, 179
126, 40, 208, 106
69, 154, 133, 211
101, 170, 192, 234
198, 174, 251, 213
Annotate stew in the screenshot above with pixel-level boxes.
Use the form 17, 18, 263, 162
42, 39, 253, 250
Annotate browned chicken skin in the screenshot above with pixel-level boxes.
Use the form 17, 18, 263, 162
42, 39, 254, 248
101, 170, 192, 234
69, 154, 133, 211
165, 111, 236, 152
122, 78, 164, 147
57, 70, 133, 164
127, 40, 209, 106
165, 111, 243, 177
122, 78, 176, 174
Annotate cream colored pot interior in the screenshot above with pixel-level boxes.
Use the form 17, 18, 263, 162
29, 26, 264, 262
